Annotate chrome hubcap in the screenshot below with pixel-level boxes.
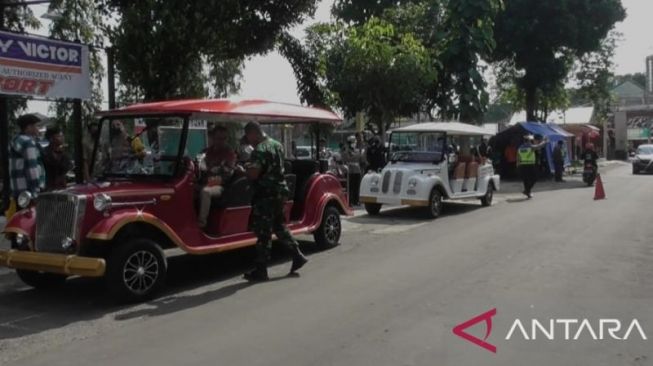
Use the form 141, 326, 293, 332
324, 214, 341, 243
123, 250, 159, 294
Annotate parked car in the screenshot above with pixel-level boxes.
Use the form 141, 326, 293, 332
632, 144, 653, 174
359, 122, 500, 218
1, 99, 352, 302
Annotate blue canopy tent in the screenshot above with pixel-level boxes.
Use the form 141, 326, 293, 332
493, 122, 574, 173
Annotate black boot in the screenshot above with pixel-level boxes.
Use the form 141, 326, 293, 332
289, 246, 308, 274
244, 263, 269, 282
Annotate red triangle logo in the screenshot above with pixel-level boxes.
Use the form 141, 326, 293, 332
452, 308, 497, 353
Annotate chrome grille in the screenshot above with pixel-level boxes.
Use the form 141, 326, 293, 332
382, 171, 392, 193
393, 171, 403, 194
35, 193, 84, 253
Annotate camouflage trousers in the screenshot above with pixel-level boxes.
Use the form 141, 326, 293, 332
249, 195, 299, 264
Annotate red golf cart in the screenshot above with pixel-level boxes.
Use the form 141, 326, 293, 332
1, 99, 352, 301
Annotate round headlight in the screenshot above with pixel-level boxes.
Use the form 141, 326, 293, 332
371, 176, 380, 186
61, 237, 75, 250
17, 191, 33, 208
408, 178, 418, 188
93, 193, 112, 212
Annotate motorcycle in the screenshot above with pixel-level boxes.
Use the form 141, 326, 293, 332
582, 162, 597, 186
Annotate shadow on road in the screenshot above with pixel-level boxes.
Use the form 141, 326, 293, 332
0, 241, 320, 340
349, 201, 483, 223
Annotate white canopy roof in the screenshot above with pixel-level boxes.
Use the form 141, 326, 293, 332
391, 122, 495, 136
509, 106, 595, 125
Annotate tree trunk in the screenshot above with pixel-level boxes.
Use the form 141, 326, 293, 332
526, 87, 537, 122
380, 112, 394, 143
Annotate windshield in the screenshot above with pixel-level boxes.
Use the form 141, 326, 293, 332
92, 116, 204, 178
637, 146, 653, 155
389, 131, 446, 163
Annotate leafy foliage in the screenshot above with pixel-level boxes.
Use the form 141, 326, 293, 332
492, 0, 626, 121
47, 0, 105, 130
324, 18, 436, 138
573, 31, 620, 123
285, 0, 501, 133
102, 0, 318, 102
332, 0, 421, 25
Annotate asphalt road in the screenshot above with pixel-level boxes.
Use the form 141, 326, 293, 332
1, 163, 652, 366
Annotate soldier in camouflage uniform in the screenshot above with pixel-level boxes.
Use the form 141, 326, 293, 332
243, 122, 308, 281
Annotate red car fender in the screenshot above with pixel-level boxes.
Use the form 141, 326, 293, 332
301, 174, 353, 231
3, 207, 36, 247
86, 211, 183, 246
305, 193, 352, 232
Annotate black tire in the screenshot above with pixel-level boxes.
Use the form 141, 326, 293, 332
480, 183, 494, 207
364, 203, 382, 215
106, 239, 167, 303
16, 269, 67, 289
632, 166, 639, 175
314, 206, 341, 249
426, 188, 443, 219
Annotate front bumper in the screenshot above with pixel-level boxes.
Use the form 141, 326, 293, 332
633, 161, 653, 171
360, 196, 429, 207
0, 250, 106, 277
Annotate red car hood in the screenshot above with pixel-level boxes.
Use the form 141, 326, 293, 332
65, 181, 174, 198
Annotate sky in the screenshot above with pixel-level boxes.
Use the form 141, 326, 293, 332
26, 0, 653, 114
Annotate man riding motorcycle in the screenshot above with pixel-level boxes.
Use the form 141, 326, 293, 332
581, 143, 599, 186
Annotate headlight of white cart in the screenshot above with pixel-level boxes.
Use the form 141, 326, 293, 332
371, 176, 380, 186
408, 178, 418, 188
93, 193, 112, 212
17, 191, 33, 208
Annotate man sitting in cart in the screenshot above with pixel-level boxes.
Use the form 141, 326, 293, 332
198, 125, 237, 229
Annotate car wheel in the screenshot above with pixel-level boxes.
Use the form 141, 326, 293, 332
16, 269, 67, 289
314, 206, 341, 249
632, 166, 639, 175
426, 188, 443, 219
364, 203, 382, 215
480, 184, 494, 207
106, 239, 167, 303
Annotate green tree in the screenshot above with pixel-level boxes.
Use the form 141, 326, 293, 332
325, 18, 436, 140
329, 0, 500, 122
47, 0, 105, 131
573, 31, 620, 124
102, 0, 318, 102
428, 0, 501, 121
492, 0, 625, 122
332, 0, 421, 25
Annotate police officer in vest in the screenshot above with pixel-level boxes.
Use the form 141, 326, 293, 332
517, 134, 548, 199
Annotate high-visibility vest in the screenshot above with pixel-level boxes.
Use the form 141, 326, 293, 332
517, 145, 536, 166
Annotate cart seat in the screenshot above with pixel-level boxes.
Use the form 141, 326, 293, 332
213, 177, 253, 208
464, 161, 479, 191
452, 162, 467, 193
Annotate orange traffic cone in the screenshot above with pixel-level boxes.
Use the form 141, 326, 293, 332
594, 174, 606, 200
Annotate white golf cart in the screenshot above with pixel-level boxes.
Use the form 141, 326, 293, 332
359, 122, 500, 218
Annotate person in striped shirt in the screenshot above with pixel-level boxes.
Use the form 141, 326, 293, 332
9, 114, 45, 199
